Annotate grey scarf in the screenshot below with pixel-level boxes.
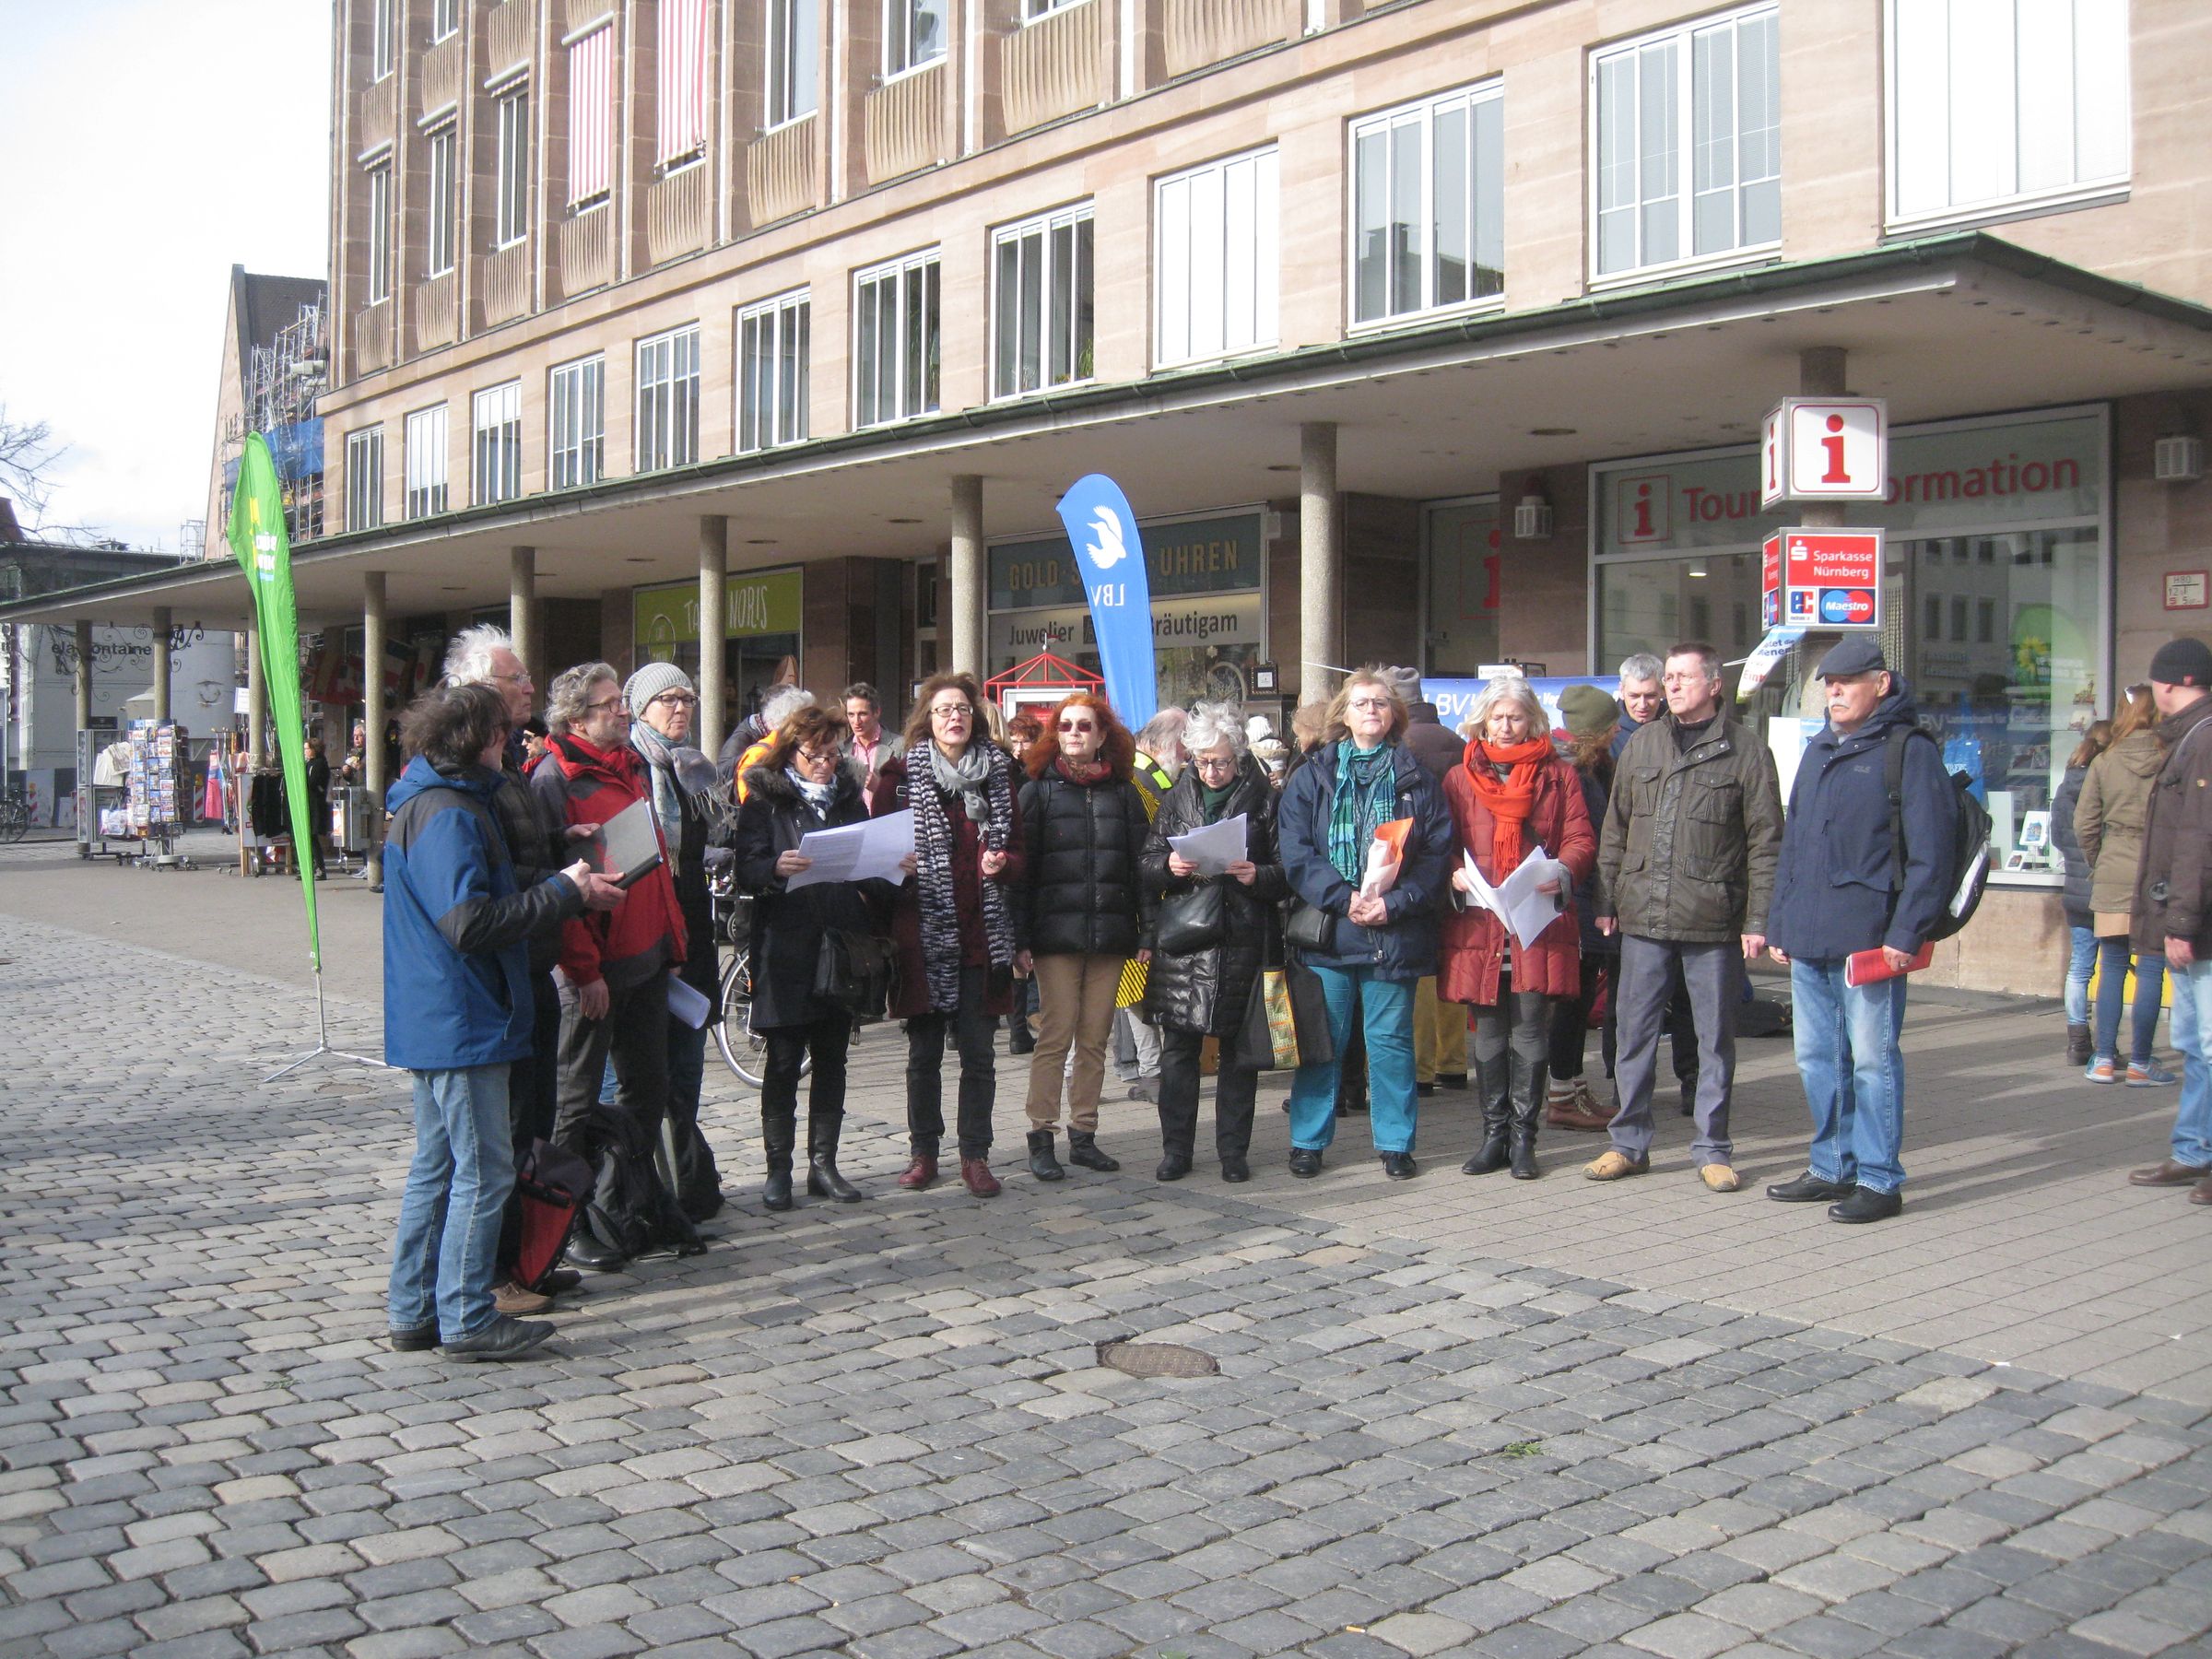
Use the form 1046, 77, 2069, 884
629, 720, 702, 846
926, 737, 995, 822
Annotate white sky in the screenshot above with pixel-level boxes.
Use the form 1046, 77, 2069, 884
0, 2, 331, 554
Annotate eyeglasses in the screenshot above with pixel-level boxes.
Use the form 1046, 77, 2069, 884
1057, 719, 1095, 734
582, 695, 627, 714
930, 704, 971, 721
488, 671, 532, 687
653, 692, 699, 708
1194, 753, 1237, 773
1347, 697, 1392, 712
795, 747, 840, 765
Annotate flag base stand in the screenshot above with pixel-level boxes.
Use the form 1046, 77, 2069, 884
265, 967, 387, 1083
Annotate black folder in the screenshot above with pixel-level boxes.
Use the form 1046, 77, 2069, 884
582, 797, 665, 889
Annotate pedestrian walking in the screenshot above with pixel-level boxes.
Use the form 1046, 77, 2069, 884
2052, 722, 2112, 1066
1764, 639, 1960, 1223
1591, 641, 1783, 1192
2077, 685, 2177, 1087
1545, 685, 1623, 1131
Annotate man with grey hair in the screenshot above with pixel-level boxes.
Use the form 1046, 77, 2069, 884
1611, 653, 1665, 759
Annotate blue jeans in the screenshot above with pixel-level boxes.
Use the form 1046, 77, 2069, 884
2092, 939, 2166, 1066
1288, 966, 1418, 1155
389, 1065, 516, 1342
2165, 959, 2212, 1168
1790, 959, 1908, 1194
2065, 925, 2096, 1027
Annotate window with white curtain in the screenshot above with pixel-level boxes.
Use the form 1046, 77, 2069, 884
1349, 82, 1505, 326
853, 252, 940, 428
345, 429, 384, 532
767, 0, 818, 126
404, 406, 449, 520
1154, 148, 1278, 368
1592, 3, 1779, 279
1888, 0, 2130, 228
472, 382, 523, 505
737, 292, 811, 453
636, 325, 702, 471
549, 356, 605, 489
992, 206, 1093, 399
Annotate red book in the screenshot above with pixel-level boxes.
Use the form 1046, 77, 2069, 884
1844, 941, 1934, 987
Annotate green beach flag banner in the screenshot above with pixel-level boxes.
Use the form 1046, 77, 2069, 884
228, 433, 322, 973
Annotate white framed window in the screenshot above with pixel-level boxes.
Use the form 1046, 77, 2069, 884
494, 85, 530, 248
767, 0, 819, 127
885, 0, 947, 76
1022, 0, 1081, 17
549, 356, 605, 489
737, 292, 811, 453
1888, 0, 2129, 230
425, 124, 456, 276
1591, 3, 1779, 281
1350, 83, 1505, 326
430, 0, 459, 41
404, 406, 449, 520
366, 160, 393, 303
569, 27, 613, 206
1154, 147, 1277, 369
345, 428, 384, 532
992, 205, 1093, 399
853, 251, 940, 428
636, 324, 702, 471
370, 0, 395, 80
659, 0, 710, 166
472, 382, 523, 505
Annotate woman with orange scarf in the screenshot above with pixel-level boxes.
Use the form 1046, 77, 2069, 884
1441, 676, 1595, 1180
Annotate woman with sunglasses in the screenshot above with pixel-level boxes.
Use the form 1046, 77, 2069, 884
877, 673, 1026, 1196
735, 703, 899, 1210
1014, 692, 1152, 1182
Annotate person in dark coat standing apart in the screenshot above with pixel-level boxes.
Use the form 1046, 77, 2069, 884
735, 704, 902, 1210
382, 684, 618, 1360
877, 672, 1026, 1197
1592, 641, 1783, 1194
1765, 638, 1960, 1224
1017, 691, 1151, 1182
303, 736, 332, 879
2124, 637, 2212, 1203
1139, 703, 1287, 1182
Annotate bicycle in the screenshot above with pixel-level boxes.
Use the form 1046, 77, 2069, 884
709, 870, 809, 1089
0, 787, 30, 843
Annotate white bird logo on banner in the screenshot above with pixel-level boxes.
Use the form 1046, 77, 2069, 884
1085, 506, 1130, 570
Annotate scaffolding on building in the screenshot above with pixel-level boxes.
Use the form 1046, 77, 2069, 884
223, 300, 327, 546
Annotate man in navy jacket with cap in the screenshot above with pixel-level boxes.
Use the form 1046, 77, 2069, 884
1765, 637, 1959, 1223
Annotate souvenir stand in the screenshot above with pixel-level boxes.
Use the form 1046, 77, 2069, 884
108, 720, 194, 869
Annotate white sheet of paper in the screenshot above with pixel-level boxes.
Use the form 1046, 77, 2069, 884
1463, 843, 1570, 949
1167, 813, 1247, 877
785, 808, 916, 890
665, 973, 712, 1030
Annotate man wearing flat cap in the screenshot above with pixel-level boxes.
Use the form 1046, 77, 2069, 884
1764, 636, 1958, 1223
2125, 636, 2212, 1206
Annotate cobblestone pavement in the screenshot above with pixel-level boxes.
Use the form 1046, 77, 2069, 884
3, 907, 2212, 1659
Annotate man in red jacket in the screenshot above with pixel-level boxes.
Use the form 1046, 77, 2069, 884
531, 662, 690, 1265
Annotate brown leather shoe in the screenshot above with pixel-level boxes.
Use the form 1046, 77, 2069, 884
1546, 1081, 1614, 1133
896, 1155, 938, 1191
2127, 1159, 2210, 1187
2191, 1176, 2212, 1206
959, 1158, 1002, 1197
493, 1280, 552, 1316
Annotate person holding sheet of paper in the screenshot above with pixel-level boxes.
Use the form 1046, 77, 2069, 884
735, 704, 901, 1212
1441, 677, 1595, 1181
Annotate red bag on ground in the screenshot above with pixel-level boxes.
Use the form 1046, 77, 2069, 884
513, 1138, 594, 1293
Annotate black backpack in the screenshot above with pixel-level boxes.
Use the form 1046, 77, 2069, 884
1884, 726, 1993, 943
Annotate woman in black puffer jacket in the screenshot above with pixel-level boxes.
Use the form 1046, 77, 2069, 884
1141, 705, 1286, 1182
1016, 692, 1153, 1182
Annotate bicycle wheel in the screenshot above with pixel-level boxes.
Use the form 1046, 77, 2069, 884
0, 798, 27, 843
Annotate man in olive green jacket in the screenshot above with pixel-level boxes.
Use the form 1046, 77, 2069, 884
1592, 641, 1784, 1192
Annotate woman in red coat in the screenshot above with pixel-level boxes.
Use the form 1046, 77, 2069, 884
1441, 677, 1595, 1181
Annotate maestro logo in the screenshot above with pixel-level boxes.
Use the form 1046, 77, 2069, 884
1819, 589, 1877, 625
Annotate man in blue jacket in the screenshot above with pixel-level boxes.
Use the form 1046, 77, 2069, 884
383, 685, 621, 1359
1765, 638, 1959, 1223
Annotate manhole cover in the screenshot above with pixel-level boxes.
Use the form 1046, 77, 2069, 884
1096, 1340, 1218, 1379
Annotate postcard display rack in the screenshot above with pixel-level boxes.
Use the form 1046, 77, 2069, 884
116, 720, 193, 868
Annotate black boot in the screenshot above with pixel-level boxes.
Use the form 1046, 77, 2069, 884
806, 1112, 862, 1202
1028, 1129, 1065, 1182
761, 1108, 796, 1212
1460, 1052, 1512, 1174
1508, 1051, 1543, 1181
1008, 1016, 1035, 1055
2065, 1022, 2093, 1066
1067, 1131, 1120, 1172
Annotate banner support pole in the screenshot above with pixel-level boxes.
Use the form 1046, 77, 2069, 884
264, 966, 386, 1082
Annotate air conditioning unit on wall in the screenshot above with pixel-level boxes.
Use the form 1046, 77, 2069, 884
2154, 435, 2205, 482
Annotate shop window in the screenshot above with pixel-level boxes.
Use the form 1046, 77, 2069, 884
472, 382, 523, 505
1422, 498, 1503, 675
494, 85, 530, 249
404, 406, 448, 520
1155, 147, 1278, 368
737, 291, 810, 453
426, 125, 456, 276
853, 252, 939, 428
1592, 3, 1779, 280
1888, 0, 2129, 230
1349, 82, 1504, 326
886, 0, 947, 76
768, 0, 819, 126
992, 205, 1094, 399
636, 324, 702, 471
345, 428, 384, 532
550, 355, 605, 488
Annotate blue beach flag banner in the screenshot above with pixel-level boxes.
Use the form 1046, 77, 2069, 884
1054, 473, 1157, 730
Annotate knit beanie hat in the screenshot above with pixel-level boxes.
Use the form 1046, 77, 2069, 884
624, 661, 695, 713
1379, 665, 1425, 706
1557, 684, 1617, 740
2147, 636, 2212, 688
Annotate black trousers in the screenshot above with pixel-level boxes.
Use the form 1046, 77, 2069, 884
761, 1013, 853, 1168
553, 972, 671, 1154
498, 969, 564, 1270
1157, 1026, 1259, 1161
1548, 955, 1606, 1081
904, 965, 998, 1158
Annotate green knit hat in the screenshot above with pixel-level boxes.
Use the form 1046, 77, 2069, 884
1558, 684, 1616, 740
